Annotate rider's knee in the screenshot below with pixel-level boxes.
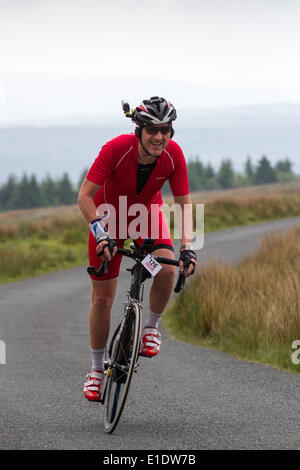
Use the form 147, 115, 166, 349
92, 294, 114, 311
92, 285, 115, 311
91, 279, 117, 311
157, 264, 176, 282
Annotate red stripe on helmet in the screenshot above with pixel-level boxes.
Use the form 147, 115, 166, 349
137, 105, 148, 113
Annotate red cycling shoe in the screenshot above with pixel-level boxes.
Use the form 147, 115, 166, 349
83, 370, 104, 402
140, 327, 161, 358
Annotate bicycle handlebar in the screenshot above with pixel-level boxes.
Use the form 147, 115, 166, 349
86, 247, 187, 293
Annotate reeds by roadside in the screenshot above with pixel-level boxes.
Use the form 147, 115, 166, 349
164, 224, 300, 372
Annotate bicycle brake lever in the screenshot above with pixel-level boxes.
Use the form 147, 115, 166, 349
87, 266, 96, 276
100, 259, 109, 274
87, 259, 109, 277
174, 271, 186, 293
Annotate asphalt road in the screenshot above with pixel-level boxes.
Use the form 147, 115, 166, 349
0, 218, 300, 450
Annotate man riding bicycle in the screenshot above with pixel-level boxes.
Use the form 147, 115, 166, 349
78, 96, 197, 401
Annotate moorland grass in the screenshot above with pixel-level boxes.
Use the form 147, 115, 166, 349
164, 224, 300, 373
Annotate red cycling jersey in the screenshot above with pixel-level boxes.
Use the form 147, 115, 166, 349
86, 133, 189, 280
86, 133, 189, 216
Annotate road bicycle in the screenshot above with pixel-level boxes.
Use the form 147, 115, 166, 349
87, 238, 187, 434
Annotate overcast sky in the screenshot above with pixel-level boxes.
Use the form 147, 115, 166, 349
1, 0, 300, 125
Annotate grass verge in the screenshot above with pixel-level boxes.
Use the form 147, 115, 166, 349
164, 224, 300, 373
0, 236, 89, 284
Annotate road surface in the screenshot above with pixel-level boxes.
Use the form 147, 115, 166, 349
0, 218, 299, 450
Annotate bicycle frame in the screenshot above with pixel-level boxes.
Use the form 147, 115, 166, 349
86, 238, 186, 433
99, 251, 151, 408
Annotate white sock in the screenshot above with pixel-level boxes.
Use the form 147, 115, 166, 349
91, 347, 105, 372
145, 310, 162, 329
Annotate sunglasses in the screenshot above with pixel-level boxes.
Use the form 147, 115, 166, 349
144, 125, 172, 135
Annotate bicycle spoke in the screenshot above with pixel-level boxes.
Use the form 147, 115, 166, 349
103, 304, 141, 433
111, 383, 121, 421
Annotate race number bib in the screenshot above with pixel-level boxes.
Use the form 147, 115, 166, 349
141, 254, 162, 277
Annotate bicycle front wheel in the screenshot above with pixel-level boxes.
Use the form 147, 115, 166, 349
104, 302, 141, 434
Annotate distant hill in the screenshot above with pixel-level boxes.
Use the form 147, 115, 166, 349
0, 102, 299, 184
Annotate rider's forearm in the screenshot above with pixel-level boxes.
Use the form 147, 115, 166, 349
78, 178, 102, 224
78, 194, 99, 224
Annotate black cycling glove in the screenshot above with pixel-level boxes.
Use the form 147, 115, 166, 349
97, 237, 118, 257
179, 249, 197, 274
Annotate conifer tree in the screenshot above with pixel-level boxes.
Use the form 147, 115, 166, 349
217, 159, 234, 189
254, 156, 277, 185
57, 173, 76, 205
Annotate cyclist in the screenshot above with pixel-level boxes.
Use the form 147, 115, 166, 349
78, 96, 197, 401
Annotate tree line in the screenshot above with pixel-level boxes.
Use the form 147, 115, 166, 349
183, 155, 297, 193
0, 156, 298, 211
0, 169, 88, 211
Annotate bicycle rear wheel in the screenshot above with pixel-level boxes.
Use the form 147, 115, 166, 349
103, 302, 141, 434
